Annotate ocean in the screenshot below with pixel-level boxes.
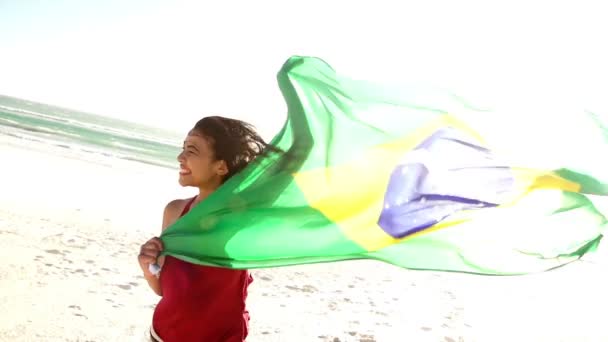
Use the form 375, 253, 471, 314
0, 94, 182, 169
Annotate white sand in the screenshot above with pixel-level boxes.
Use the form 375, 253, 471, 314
1, 142, 608, 342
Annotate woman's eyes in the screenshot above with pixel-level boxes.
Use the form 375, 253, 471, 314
181, 146, 200, 156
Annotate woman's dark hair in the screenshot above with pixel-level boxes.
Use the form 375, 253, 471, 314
192, 116, 279, 182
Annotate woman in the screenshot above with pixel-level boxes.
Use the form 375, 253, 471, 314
138, 116, 274, 341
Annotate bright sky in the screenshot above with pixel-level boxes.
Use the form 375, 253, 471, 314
1, 0, 606, 139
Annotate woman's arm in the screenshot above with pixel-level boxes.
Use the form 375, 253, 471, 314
139, 237, 163, 295
138, 199, 185, 296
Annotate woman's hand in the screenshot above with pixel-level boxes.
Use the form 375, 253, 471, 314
138, 237, 164, 279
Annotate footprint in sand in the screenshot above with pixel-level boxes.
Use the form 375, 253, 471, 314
328, 301, 338, 310
285, 284, 318, 293
100, 267, 119, 274
359, 334, 377, 342
348, 332, 380, 341
69, 305, 87, 319
60, 235, 87, 249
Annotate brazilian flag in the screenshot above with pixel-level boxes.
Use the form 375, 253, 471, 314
159, 56, 608, 275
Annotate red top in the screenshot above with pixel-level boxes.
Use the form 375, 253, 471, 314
152, 197, 253, 342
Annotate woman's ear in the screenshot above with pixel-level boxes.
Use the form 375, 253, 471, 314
216, 160, 229, 176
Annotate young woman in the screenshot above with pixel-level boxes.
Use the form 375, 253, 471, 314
138, 116, 274, 341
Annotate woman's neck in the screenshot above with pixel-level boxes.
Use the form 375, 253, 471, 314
194, 186, 219, 205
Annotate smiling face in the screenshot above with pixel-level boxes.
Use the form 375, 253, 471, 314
177, 131, 228, 189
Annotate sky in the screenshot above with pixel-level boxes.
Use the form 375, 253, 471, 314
1, 0, 606, 139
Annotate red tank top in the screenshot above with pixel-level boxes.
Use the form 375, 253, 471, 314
152, 197, 253, 341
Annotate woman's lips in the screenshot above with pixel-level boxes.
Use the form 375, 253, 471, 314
179, 167, 191, 175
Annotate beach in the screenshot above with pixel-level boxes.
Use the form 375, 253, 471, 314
1, 141, 608, 342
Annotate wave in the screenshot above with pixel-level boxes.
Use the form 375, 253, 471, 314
1, 128, 176, 170
0, 117, 84, 140
110, 140, 149, 152
0, 116, 21, 126
0, 104, 49, 117
1, 104, 178, 146
0, 98, 179, 170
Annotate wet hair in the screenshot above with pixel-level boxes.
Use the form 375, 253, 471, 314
191, 116, 279, 182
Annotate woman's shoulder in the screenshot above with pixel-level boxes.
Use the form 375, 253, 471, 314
165, 198, 191, 212
162, 197, 194, 230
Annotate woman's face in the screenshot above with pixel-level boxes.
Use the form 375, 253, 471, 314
176, 131, 227, 188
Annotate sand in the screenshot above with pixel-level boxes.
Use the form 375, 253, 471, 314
1, 143, 608, 342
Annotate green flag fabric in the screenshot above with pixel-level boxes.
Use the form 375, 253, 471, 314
159, 56, 608, 275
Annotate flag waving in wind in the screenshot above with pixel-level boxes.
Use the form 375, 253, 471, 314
159, 56, 608, 275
